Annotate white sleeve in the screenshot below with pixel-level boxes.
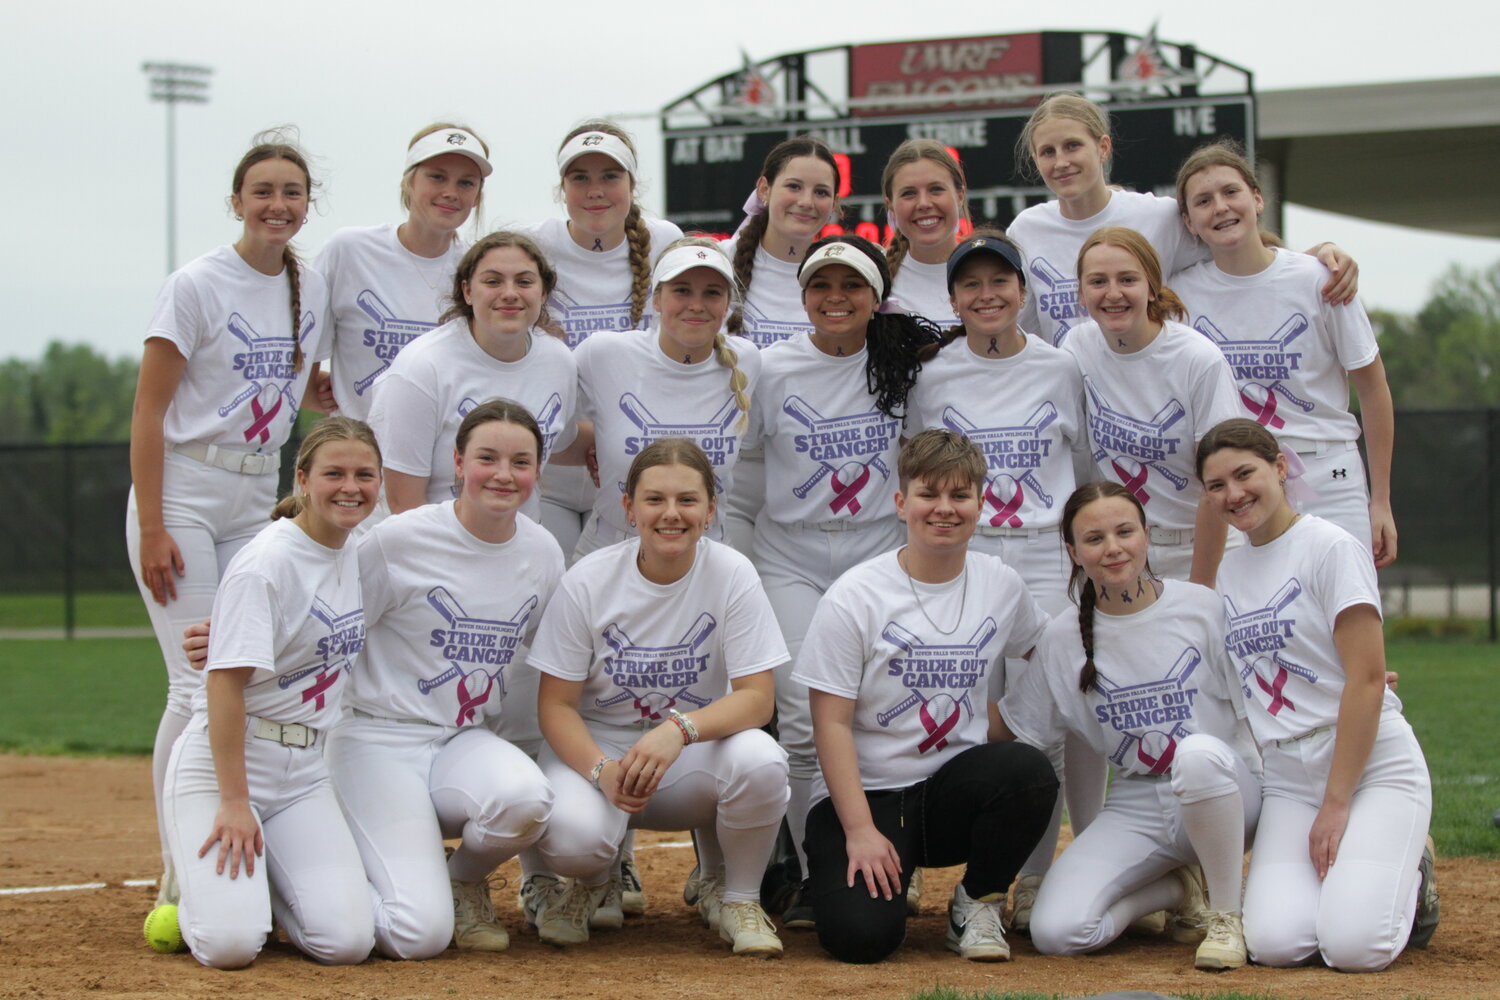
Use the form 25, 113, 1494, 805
1189, 348, 1242, 440
791, 590, 866, 698
723, 560, 790, 678
1322, 294, 1380, 372
145, 269, 205, 359
573, 337, 600, 423
206, 570, 279, 682
367, 372, 442, 478
999, 631, 1068, 752
355, 530, 397, 630
1314, 531, 1383, 628
525, 575, 597, 682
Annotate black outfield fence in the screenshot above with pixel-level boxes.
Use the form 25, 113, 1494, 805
2, 410, 1496, 640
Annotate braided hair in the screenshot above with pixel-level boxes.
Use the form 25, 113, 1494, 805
654, 236, 751, 433
800, 234, 937, 419
1060, 482, 1151, 693
557, 120, 653, 327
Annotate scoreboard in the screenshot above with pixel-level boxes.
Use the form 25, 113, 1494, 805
661, 31, 1255, 239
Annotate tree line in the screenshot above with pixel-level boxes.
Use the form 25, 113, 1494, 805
1, 261, 1496, 446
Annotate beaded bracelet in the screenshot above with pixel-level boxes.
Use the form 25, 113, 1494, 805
590, 756, 611, 789
668, 708, 699, 745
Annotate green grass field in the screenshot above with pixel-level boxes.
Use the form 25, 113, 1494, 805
0, 635, 1495, 859
0, 591, 150, 630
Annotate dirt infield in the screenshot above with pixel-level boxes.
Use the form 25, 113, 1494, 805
2, 755, 1495, 1000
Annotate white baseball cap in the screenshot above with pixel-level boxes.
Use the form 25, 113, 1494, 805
557, 131, 639, 176
404, 128, 492, 177
653, 243, 735, 286
797, 240, 887, 300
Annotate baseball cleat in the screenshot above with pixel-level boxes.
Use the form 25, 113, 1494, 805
1409, 835, 1440, 949
1194, 910, 1246, 970
451, 877, 509, 952
719, 900, 783, 957
1168, 864, 1210, 944
696, 873, 725, 932
620, 855, 645, 916
590, 874, 624, 930
1007, 873, 1042, 934
946, 883, 1010, 962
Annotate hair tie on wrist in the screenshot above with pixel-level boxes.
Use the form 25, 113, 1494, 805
668, 708, 699, 745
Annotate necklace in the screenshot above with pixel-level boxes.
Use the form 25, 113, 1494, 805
397, 224, 445, 290
899, 548, 967, 636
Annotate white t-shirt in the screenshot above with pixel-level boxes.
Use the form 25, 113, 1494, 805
1217, 515, 1395, 744
1171, 248, 1379, 444
1003, 580, 1259, 779
526, 538, 787, 728
147, 245, 329, 450
351, 502, 564, 728
1009, 191, 1205, 347
522, 216, 684, 349
890, 256, 959, 328
738, 245, 815, 349
196, 517, 364, 728
314, 223, 466, 422
1065, 320, 1241, 530
574, 329, 760, 534
750, 336, 903, 526
794, 550, 1046, 802
906, 335, 1085, 530
366, 319, 578, 513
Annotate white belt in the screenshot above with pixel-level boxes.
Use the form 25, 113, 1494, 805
790, 518, 861, 533
352, 707, 439, 727
1277, 437, 1355, 458
172, 442, 279, 476
1273, 725, 1331, 749
251, 716, 317, 748
1148, 526, 1193, 546
976, 523, 1059, 539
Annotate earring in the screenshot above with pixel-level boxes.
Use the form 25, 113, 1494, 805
628, 520, 637, 528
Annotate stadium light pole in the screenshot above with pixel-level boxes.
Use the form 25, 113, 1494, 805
143, 62, 212, 274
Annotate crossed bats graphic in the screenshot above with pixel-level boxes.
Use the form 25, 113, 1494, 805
1083, 379, 1189, 500
875, 619, 996, 752
1096, 645, 1201, 774
941, 403, 1058, 520
594, 613, 718, 720
782, 396, 892, 507
352, 290, 433, 396
1224, 579, 1318, 714
1194, 315, 1315, 427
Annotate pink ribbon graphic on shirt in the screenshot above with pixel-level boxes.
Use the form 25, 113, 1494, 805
455, 670, 494, 726
917, 694, 964, 753
830, 464, 871, 515
985, 475, 1025, 527
1256, 666, 1297, 716
244, 386, 284, 444
1136, 730, 1179, 774
1240, 384, 1285, 429
1112, 458, 1151, 504
301, 669, 340, 711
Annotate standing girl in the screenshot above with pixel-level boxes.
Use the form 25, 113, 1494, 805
795, 430, 1058, 964
905, 231, 1098, 928
1065, 227, 1241, 584
129, 132, 330, 907
526, 439, 790, 956
1198, 418, 1434, 971
572, 238, 756, 560
524, 120, 684, 556
999, 481, 1263, 970
366, 231, 580, 521
324, 400, 565, 959
1009, 93, 1356, 348
1173, 143, 1396, 566
314, 123, 490, 420
882, 138, 969, 326
750, 234, 934, 919
162, 418, 379, 969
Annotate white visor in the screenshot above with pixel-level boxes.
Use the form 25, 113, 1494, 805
798, 241, 886, 300
404, 128, 492, 177
557, 131, 638, 176
653, 244, 735, 287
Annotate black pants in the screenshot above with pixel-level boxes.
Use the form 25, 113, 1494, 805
805, 741, 1057, 964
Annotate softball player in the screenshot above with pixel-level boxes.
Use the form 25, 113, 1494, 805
1064, 227, 1241, 584
522, 121, 683, 558
162, 418, 380, 969
882, 139, 967, 327
128, 132, 330, 908
323, 400, 564, 958
572, 238, 756, 560
366, 231, 581, 522
1008, 93, 1357, 349
1172, 142, 1396, 566
904, 231, 1099, 928
796, 430, 1058, 964
1198, 418, 1435, 971
313, 123, 490, 422
749, 234, 934, 924
525, 439, 790, 957
998, 481, 1263, 971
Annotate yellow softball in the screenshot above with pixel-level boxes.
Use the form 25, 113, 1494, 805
143, 903, 186, 954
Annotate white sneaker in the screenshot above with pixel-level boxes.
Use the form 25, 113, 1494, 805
696, 874, 725, 931
906, 867, 924, 916
1194, 910, 1246, 971
590, 873, 624, 930
529, 875, 592, 947
620, 855, 646, 916
718, 900, 783, 957
520, 873, 561, 923
1168, 864, 1210, 944
1007, 873, 1042, 933
451, 877, 509, 952
946, 883, 1010, 962
154, 863, 179, 908
682, 862, 702, 906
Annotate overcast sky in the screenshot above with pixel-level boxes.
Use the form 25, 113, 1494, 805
3, 0, 1497, 362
